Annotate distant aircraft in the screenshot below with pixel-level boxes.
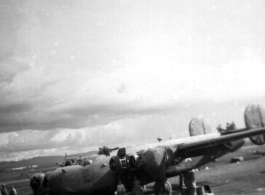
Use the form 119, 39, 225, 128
28, 104, 265, 195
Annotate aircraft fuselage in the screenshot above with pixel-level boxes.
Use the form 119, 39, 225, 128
34, 135, 245, 195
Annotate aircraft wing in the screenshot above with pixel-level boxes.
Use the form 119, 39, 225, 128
110, 104, 265, 187
177, 103, 265, 154
177, 127, 265, 153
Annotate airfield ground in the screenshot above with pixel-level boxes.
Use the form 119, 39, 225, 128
0, 144, 265, 195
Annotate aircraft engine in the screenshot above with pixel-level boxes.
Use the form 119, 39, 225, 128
189, 116, 211, 136
244, 104, 265, 145
109, 148, 138, 173
109, 156, 122, 172
109, 147, 174, 178
137, 147, 174, 180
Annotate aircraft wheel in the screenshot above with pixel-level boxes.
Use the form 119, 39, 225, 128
165, 180, 172, 195
154, 180, 172, 195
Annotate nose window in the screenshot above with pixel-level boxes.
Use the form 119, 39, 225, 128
83, 159, 93, 166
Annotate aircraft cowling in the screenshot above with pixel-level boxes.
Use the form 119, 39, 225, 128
137, 146, 174, 180
109, 156, 123, 172
109, 148, 138, 173
245, 104, 265, 145
109, 146, 174, 181
189, 116, 211, 136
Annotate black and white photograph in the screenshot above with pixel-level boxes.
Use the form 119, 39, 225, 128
0, 0, 265, 194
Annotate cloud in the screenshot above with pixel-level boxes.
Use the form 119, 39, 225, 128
0, 2, 30, 84
1, 96, 265, 162
0, 0, 265, 161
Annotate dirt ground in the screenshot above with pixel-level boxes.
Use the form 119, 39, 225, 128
195, 145, 265, 195
1, 144, 265, 195
0, 166, 58, 195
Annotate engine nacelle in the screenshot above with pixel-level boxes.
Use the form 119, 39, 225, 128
109, 148, 138, 173
244, 104, 265, 145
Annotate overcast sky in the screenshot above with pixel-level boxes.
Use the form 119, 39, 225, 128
0, 0, 265, 162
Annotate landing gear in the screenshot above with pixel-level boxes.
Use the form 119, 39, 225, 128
153, 180, 172, 195
179, 171, 214, 195
165, 180, 172, 195
179, 172, 196, 195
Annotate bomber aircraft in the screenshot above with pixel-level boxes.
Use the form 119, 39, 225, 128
28, 104, 265, 195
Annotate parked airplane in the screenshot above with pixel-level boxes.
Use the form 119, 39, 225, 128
28, 104, 265, 195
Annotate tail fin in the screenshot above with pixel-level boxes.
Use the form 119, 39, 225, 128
244, 103, 265, 145
189, 116, 211, 136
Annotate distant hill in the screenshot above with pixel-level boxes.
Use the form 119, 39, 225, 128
0, 150, 97, 169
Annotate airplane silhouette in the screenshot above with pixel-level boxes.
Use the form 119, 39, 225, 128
28, 103, 265, 195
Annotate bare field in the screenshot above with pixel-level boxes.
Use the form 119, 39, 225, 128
0, 166, 59, 195
0, 145, 265, 195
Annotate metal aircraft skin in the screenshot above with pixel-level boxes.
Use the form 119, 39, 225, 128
29, 104, 265, 195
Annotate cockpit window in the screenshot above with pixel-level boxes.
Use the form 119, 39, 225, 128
83, 159, 92, 166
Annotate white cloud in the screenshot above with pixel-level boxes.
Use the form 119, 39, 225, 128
1, 0, 265, 161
